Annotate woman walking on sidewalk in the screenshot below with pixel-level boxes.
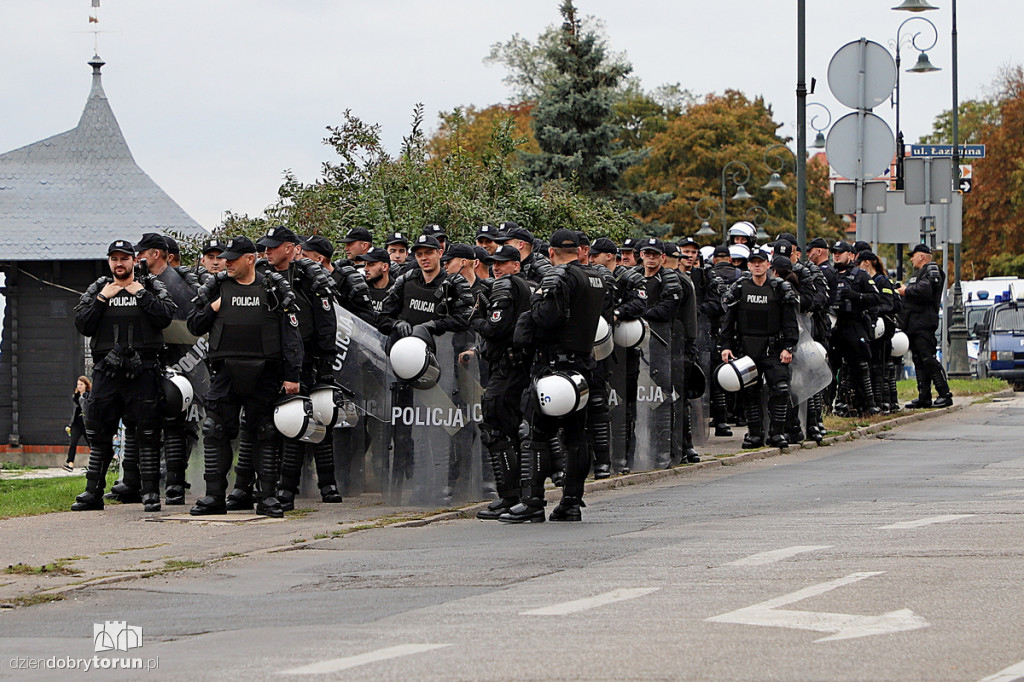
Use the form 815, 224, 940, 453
65, 376, 91, 471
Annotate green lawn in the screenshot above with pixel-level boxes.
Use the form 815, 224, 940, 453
0, 471, 117, 520
896, 377, 1009, 401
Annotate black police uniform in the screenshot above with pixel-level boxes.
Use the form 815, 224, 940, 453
501, 259, 605, 523
520, 250, 553, 286
377, 267, 473, 498
720, 271, 800, 448
639, 264, 682, 469
830, 260, 880, 415
867, 270, 899, 412
674, 269, 701, 463
187, 269, 303, 516
473, 271, 534, 519
271, 258, 342, 510
709, 260, 741, 435
583, 261, 618, 479
72, 267, 176, 511
901, 259, 951, 407
610, 263, 647, 472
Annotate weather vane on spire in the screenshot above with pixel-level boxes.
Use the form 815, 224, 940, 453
88, 0, 102, 53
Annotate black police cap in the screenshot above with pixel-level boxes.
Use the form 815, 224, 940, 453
220, 236, 258, 259
135, 232, 169, 252
107, 239, 135, 256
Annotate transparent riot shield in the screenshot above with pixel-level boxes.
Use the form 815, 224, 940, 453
384, 331, 483, 507
332, 307, 392, 497
691, 315, 714, 447
608, 345, 634, 474
790, 313, 832, 405
635, 320, 674, 471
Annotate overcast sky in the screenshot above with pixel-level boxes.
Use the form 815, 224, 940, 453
1, 0, 1020, 231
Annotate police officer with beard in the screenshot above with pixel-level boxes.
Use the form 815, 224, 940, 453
377, 234, 473, 494
829, 241, 881, 416
474, 244, 535, 519
72, 240, 176, 511
500, 229, 605, 523
720, 248, 799, 449
187, 236, 303, 517
357, 247, 395, 314
251, 226, 342, 510
898, 243, 953, 408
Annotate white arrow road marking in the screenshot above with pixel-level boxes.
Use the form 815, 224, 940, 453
978, 658, 1024, 682
279, 644, 452, 675
521, 587, 660, 616
725, 545, 833, 567
877, 514, 975, 529
706, 571, 930, 643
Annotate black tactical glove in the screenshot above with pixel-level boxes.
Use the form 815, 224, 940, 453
394, 321, 413, 338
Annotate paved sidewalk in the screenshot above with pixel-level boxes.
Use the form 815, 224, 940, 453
0, 395, 1002, 608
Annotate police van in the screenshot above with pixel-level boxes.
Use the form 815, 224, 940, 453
974, 280, 1024, 386
961, 277, 1020, 376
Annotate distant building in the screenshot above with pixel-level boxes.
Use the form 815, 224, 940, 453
0, 55, 208, 447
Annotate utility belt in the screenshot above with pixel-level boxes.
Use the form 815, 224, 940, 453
92, 326, 160, 379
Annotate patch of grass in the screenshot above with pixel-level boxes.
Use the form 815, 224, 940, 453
221, 552, 242, 558
3, 559, 83, 576
313, 532, 328, 540
0, 462, 47, 471
291, 538, 307, 544
286, 508, 316, 519
162, 559, 204, 572
897, 377, 1008, 401
12, 593, 65, 608
0, 470, 117, 519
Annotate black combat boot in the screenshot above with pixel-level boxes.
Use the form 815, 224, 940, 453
477, 497, 518, 520
226, 429, 256, 510
549, 496, 585, 522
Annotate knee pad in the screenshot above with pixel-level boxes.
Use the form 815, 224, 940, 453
770, 381, 790, 399
479, 425, 499, 449
202, 417, 226, 442
138, 427, 161, 448
257, 420, 278, 442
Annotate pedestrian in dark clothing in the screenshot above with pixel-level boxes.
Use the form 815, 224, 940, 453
65, 376, 91, 471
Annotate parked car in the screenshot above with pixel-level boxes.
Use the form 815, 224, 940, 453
974, 294, 1024, 388
959, 277, 1021, 376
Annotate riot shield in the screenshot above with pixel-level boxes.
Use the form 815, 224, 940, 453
331, 307, 392, 496
384, 331, 483, 507
607, 345, 635, 473
691, 315, 714, 447
634, 320, 674, 471
790, 313, 832, 405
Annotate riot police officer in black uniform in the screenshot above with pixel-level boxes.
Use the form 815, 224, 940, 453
474, 244, 534, 519
898, 243, 952, 408
72, 240, 176, 511
830, 241, 880, 416
187, 236, 303, 517
505, 225, 551, 286
856, 250, 900, 412
607, 240, 648, 473
377, 234, 473, 496
708, 245, 740, 436
358, 247, 395, 314
500, 229, 605, 523
720, 248, 800, 449
251, 226, 342, 510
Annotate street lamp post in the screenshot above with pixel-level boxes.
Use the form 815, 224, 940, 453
889, 14, 940, 281
808, 102, 832, 150
720, 160, 752, 243
694, 197, 719, 239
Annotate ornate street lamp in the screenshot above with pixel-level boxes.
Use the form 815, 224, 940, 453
720, 160, 753, 242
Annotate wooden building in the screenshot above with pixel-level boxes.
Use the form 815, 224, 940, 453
0, 55, 208, 447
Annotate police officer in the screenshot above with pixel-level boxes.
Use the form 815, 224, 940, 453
830, 241, 881, 416
385, 232, 411, 271
339, 226, 374, 263
475, 224, 504, 256
252, 226, 342, 510
500, 229, 605, 523
505, 225, 551, 285
637, 237, 683, 469
720, 248, 799, 449
71, 240, 176, 511
856, 250, 900, 413
135, 233, 206, 505
302, 235, 376, 325
898, 243, 953, 408
200, 238, 227, 277
377, 234, 473, 495
357, 247, 395, 315
474, 244, 534, 519
620, 238, 638, 268
672, 239, 701, 463
187, 236, 303, 517
727, 221, 757, 248
708, 245, 740, 436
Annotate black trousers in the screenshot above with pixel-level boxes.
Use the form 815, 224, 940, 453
67, 417, 88, 463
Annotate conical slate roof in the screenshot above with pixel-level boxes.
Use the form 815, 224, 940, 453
0, 55, 207, 260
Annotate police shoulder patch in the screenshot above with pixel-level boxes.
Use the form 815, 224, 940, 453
490, 310, 502, 323
288, 312, 299, 327
321, 298, 331, 311
638, 289, 647, 299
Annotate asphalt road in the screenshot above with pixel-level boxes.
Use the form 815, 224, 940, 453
2, 396, 1024, 681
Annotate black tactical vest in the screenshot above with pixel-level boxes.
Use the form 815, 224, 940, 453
401, 273, 444, 326
558, 263, 605, 354
208, 278, 282, 361
736, 278, 783, 338
281, 265, 315, 342
367, 280, 391, 314
90, 288, 165, 356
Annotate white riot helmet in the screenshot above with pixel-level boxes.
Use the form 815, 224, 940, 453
728, 244, 751, 261
715, 356, 759, 392
160, 369, 194, 416
593, 317, 614, 361
535, 370, 590, 417
389, 332, 441, 390
890, 330, 910, 357
613, 318, 649, 348
699, 245, 715, 262
311, 384, 359, 429
727, 221, 757, 244
274, 396, 327, 444
872, 317, 886, 340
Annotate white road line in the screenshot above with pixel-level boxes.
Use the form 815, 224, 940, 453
279, 644, 452, 675
978, 658, 1024, 682
521, 587, 660, 616
725, 545, 833, 567
877, 514, 975, 529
